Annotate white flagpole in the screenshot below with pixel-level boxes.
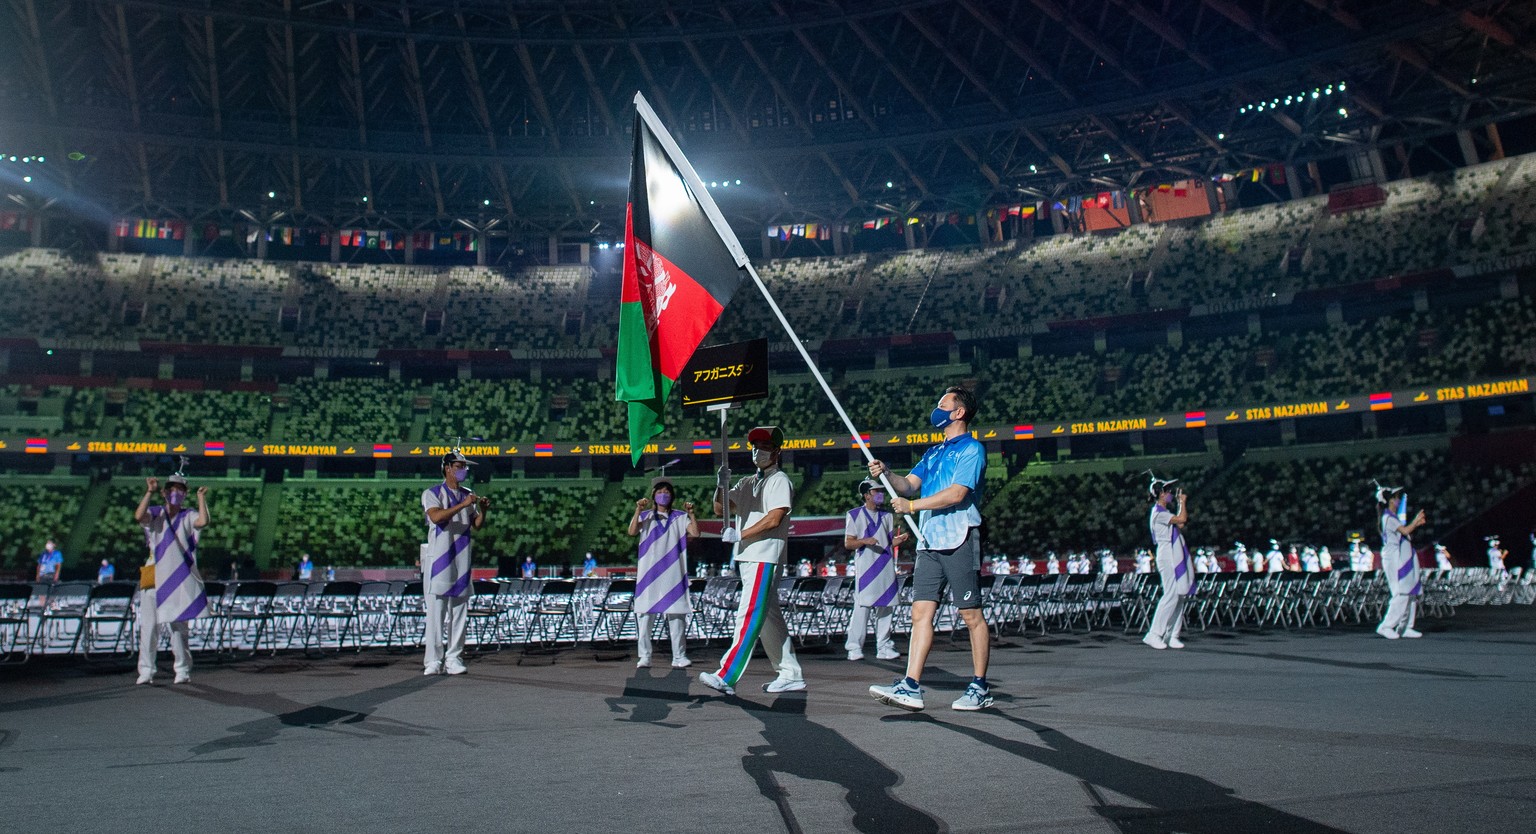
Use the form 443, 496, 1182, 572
631, 92, 924, 547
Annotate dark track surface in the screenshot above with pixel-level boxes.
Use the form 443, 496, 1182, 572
4, 607, 1534, 833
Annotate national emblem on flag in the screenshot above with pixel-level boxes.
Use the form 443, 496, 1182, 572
615, 95, 748, 466
1184, 411, 1207, 428
1369, 392, 1393, 411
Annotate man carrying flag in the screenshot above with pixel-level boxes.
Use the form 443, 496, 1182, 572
615, 96, 746, 465
698, 426, 805, 695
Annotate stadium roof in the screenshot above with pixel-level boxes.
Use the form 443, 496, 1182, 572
2, 0, 1534, 238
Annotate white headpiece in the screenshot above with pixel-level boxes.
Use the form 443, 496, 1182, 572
1144, 470, 1178, 497
1372, 479, 1403, 504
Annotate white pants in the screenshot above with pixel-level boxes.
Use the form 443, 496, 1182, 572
636, 612, 688, 664
1146, 592, 1187, 644
845, 605, 894, 654
423, 593, 468, 671
1379, 594, 1418, 634
714, 560, 802, 687
137, 591, 191, 679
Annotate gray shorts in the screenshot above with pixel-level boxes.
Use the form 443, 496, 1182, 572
911, 528, 983, 609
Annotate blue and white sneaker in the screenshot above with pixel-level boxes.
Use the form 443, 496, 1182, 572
951, 682, 994, 711
698, 671, 735, 695
869, 678, 925, 711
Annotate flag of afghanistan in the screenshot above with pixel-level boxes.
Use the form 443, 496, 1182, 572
615, 112, 745, 466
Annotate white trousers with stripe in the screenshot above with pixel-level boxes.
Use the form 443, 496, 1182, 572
714, 561, 801, 686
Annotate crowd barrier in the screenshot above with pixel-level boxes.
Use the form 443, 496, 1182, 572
2, 567, 1531, 663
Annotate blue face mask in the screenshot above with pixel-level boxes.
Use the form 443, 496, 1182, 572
453, 467, 471, 485
654, 491, 672, 507
930, 405, 955, 429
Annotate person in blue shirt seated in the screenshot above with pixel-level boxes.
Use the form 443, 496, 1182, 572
97, 559, 115, 584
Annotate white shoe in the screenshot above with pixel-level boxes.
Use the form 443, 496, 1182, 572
1166, 638, 1185, 649
173, 672, 191, 684
763, 677, 807, 693
1143, 634, 1168, 650
635, 658, 652, 669
670, 657, 692, 668
698, 671, 734, 695
424, 664, 443, 676
445, 659, 468, 675
1401, 628, 1423, 639
1376, 625, 1400, 640
875, 649, 902, 661
846, 650, 865, 661
135, 672, 153, 685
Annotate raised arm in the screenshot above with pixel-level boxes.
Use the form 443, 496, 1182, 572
134, 477, 158, 525
193, 486, 211, 529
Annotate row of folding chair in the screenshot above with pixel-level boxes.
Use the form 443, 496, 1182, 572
8, 564, 1489, 661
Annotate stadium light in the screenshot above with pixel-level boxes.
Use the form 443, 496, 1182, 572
483, 199, 490, 206
267, 191, 275, 199
1217, 132, 1225, 140
23, 176, 31, 183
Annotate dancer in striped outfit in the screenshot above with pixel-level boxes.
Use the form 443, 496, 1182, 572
627, 475, 696, 668
420, 449, 489, 675
1374, 482, 1425, 640
133, 466, 210, 685
1143, 473, 1192, 650
698, 426, 804, 696
844, 479, 908, 662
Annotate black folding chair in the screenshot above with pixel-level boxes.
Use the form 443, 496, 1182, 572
0, 583, 35, 663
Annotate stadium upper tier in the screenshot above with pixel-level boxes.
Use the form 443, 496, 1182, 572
2, 154, 1534, 352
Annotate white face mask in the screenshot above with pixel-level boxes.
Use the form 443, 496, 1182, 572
752, 448, 775, 469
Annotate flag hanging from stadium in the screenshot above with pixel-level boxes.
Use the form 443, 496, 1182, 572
615, 94, 748, 466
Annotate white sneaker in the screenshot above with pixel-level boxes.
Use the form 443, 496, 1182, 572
670, 657, 692, 668
869, 678, 925, 711
635, 658, 652, 669
762, 677, 807, 693
846, 650, 865, 661
1143, 634, 1168, 650
445, 659, 468, 675
1166, 638, 1186, 649
951, 682, 995, 711
424, 664, 443, 676
875, 649, 902, 661
1401, 628, 1423, 639
698, 671, 734, 695
1376, 625, 1400, 640
135, 672, 153, 685
173, 672, 191, 684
